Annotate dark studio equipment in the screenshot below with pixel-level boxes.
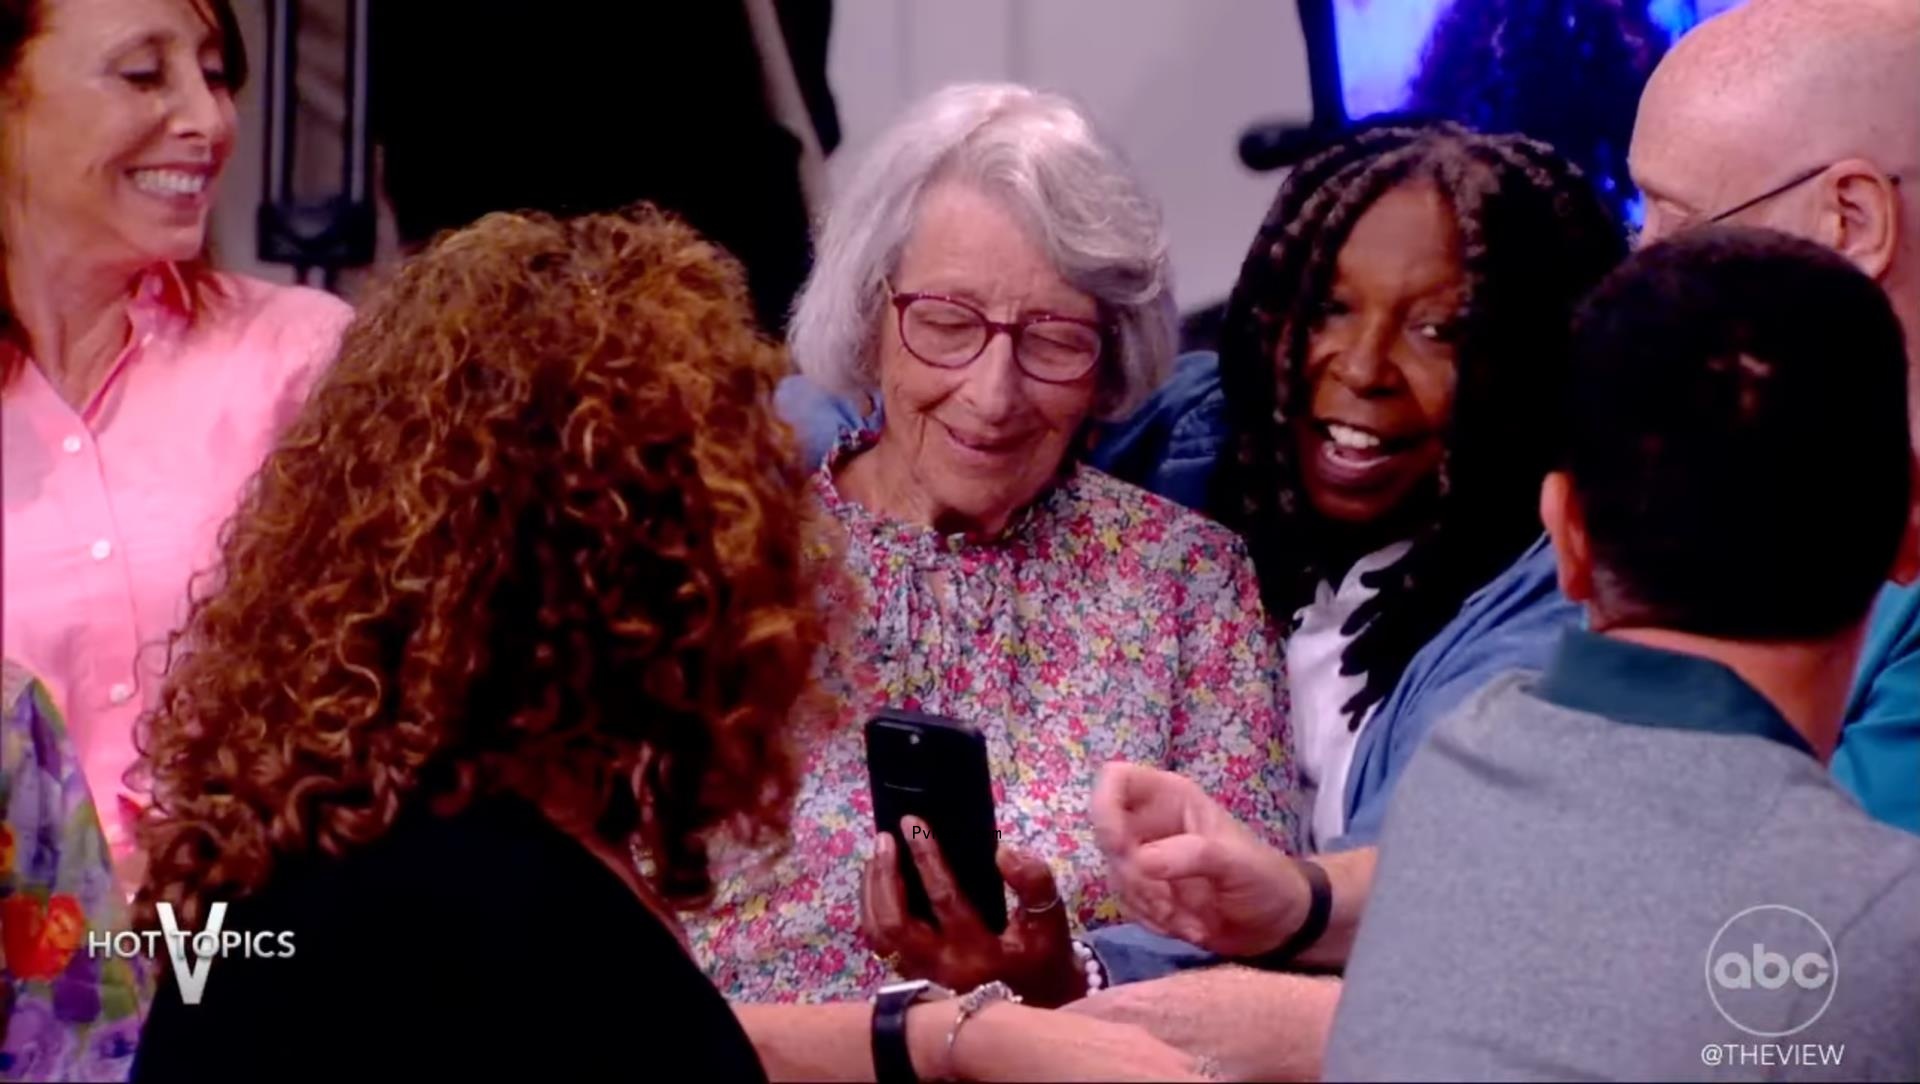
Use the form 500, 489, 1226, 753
1237, 0, 1348, 172
256, 0, 376, 288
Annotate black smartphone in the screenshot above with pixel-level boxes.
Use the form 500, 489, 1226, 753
864, 709, 1007, 934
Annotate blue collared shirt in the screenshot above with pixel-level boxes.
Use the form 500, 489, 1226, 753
1835, 581, 1920, 833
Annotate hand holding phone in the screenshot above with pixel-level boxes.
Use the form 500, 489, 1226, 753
865, 709, 1006, 932
861, 709, 1087, 1005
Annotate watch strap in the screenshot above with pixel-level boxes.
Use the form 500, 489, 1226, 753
872, 981, 933, 1083
1249, 858, 1332, 970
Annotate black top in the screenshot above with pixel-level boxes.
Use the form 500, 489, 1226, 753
133, 795, 765, 1081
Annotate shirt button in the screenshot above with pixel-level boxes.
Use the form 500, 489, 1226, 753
109, 683, 133, 705
90, 538, 113, 561
62, 435, 83, 454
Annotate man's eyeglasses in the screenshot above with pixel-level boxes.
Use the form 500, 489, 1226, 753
1704, 164, 1836, 225
1638, 164, 1904, 245
885, 280, 1108, 384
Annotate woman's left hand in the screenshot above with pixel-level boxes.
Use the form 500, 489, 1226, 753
861, 817, 1085, 1007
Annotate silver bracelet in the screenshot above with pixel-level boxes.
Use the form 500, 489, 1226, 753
944, 980, 1021, 1075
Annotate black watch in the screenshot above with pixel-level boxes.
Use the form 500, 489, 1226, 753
871, 979, 951, 1084
1246, 857, 1333, 971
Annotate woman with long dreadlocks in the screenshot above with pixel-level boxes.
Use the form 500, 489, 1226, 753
1205, 120, 1624, 850
1073, 124, 1626, 1067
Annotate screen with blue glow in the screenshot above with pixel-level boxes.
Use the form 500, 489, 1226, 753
1328, 0, 1749, 225
1330, 0, 1732, 115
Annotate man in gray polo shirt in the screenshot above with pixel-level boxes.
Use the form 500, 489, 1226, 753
1317, 228, 1920, 1080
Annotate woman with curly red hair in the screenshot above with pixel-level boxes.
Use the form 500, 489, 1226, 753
126, 207, 821, 1078
125, 207, 1204, 1082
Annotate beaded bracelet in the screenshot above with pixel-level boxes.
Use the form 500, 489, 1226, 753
1072, 936, 1110, 994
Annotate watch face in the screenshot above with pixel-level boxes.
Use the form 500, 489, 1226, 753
876, 979, 951, 1005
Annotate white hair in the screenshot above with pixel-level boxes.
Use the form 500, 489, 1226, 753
788, 83, 1177, 420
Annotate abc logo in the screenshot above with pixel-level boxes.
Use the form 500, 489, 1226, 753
1712, 944, 1831, 991
1705, 905, 1838, 1038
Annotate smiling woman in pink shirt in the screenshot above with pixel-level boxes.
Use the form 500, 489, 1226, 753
1, 0, 351, 885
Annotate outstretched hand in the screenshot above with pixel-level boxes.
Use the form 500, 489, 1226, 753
1090, 762, 1308, 957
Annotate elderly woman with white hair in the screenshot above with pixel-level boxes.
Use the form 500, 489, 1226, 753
695, 85, 1299, 1074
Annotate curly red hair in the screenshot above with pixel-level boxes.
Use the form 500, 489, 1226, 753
135, 206, 825, 925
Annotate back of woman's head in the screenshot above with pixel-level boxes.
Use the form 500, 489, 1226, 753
137, 206, 824, 924
1215, 121, 1626, 723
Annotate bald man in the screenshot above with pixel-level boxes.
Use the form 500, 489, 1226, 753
1631, 0, 1920, 837
1632, 0, 1919, 393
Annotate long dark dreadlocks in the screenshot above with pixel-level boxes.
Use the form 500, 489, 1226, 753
1211, 121, 1625, 726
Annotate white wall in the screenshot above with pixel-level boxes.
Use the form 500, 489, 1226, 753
215, 2, 1314, 309
825, 0, 1312, 309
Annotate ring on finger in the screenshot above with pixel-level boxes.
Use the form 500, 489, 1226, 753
1021, 895, 1064, 916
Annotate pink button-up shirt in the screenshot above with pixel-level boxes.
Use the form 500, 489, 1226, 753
2, 266, 351, 876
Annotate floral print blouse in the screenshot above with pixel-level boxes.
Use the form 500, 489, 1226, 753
687, 435, 1301, 1002
1, 662, 148, 1081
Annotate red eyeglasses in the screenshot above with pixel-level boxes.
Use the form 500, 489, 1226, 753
885, 280, 1109, 384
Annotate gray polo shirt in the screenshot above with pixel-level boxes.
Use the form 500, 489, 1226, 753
1323, 629, 1920, 1082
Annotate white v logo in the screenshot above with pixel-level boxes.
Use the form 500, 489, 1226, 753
155, 901, 226, 1006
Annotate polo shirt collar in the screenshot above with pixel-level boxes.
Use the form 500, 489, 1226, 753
1535, 628, 1815, 758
